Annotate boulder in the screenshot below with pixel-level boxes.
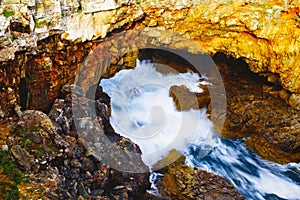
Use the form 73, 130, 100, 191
10, 144, 35, 170
158, 165, 245, 200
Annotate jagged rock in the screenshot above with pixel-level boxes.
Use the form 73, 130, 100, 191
152, 149, 186, 173
158, 165, 245, 200
47, 84, 151, 199
0, 1, 300, 106
81, 157, 95, 172
1, 0, 300, 197
214, 54, 300, 163
48, 98, 73, 134
16, 110, 69, 148
169, 85, 210, 111
289, 94, 300, 110
11, 145, 35, 170
154, 151, 244, 200
2, 0, 300, 116
80, 0, 119, 13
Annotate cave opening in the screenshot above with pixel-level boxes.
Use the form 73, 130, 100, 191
94, 48, 300, 199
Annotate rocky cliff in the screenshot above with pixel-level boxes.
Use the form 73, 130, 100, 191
1, 0, 300, 198
1, 0, 300, 115
0, 0, 300, 160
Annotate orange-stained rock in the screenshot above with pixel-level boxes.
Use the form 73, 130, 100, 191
214, 53, 300, 164
158, 165, 245, 200
1, 1, 300, 114
0, 0, 300, 164
142, 1, 300, 100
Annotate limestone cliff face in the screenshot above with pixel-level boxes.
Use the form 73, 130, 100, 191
1, 0, 300, 111
143, 0, 300, 108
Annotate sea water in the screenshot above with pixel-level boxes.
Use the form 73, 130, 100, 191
100, 60, 300, 200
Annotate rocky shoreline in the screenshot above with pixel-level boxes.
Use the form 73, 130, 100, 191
148, 51, 300, 164
1, 50, 299, 199
0, 81, 245, 199
1, 0, 300, 199
213, 54, 300, 164
1, 84, 151, 199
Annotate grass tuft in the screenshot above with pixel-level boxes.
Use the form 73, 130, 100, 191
3, 9, 15, 18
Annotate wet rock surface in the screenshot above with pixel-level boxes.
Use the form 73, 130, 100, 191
0, 0, 300, 198
154, 52, 300, 164
214, 54, 300, 164
0, 81, 246, 199
169, 85, 210, 111
158, 165, 245, 200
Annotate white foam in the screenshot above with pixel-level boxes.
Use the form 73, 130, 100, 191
100, 59, 300, 199
100, 60, 211, 166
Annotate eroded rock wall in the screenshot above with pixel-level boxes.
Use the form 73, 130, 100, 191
1, 0, 300, 114
1, 0, 300, 164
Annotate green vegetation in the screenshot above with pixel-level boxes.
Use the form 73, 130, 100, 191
36, 147, 45, 158
135, 0, 144, 4
22, 138, 32, 147
258, 20, 273, 27
294, 15, 300, 26
263, 11, 269, 15
17, 127, 58, 158
33, 127, 41, 132
2, 37, 9, 41
260, 5, 267, 9
22, 177, 31, 183
3, 9, 15, 18
35, 20, 48, 28
0, 150, 22, 200
50, 146, 58, 153
19, 129, 32, 148
47, 141, 58, 154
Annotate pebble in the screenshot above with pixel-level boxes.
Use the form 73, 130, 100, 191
289, 94, 300, 110
71, 159, 82, 168
94, 142, 101, 148
41, 160, 47, 165
247, 20, 259, 31
0, 109, 4, 118
2, 144, 8, 151
86, 171, 93, 178
7, 87, 13, 93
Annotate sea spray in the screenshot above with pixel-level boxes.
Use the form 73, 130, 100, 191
100, 60, 300, 199
100, 60, 212, 166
